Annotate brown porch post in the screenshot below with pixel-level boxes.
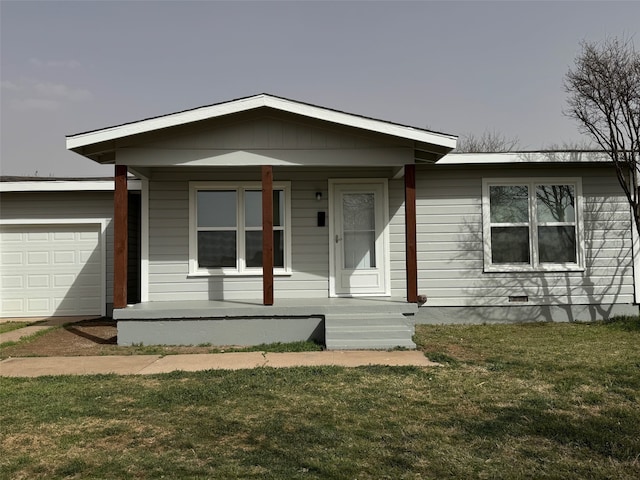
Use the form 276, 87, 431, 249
114, 165, 128, 309
404, 164, 418, 303
262, 165, 274, 305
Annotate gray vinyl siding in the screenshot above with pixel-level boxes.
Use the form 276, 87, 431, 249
415, 165, 635, 307
118, 112, 413, 168
147, 167, 403, 301
388, 178, 407, 297
0, 191, 115, 304
146, 162, 634, 307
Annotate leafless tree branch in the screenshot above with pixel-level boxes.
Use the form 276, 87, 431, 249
565, 37, 640, 231
455, 130, 520, 153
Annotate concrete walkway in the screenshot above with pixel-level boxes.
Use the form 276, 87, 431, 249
1, 316, 438, 377
0, 316, 97, 344
0, 351, 438, 377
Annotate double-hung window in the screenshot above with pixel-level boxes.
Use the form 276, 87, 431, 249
189, 182, 291, 275
482, 178, 583, 271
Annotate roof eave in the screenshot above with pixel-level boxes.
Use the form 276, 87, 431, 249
436, 151, 613, 165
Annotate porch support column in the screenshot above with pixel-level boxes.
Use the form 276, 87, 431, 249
404, 164, 418, 303
262, 165, 274, 305
114, 165, 128, 309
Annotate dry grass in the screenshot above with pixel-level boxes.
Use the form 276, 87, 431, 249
1, 319, 639, 479
0, 322, 30, 336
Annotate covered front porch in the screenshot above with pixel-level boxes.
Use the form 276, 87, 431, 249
66, 94, 457, 348
114, 297, 418, 349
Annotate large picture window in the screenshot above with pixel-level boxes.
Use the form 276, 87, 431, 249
482, 178, 583, 271
189, 182, 290, 275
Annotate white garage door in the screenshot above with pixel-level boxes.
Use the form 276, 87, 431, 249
0, 224, 103, 317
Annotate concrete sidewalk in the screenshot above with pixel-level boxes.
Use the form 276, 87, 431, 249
0, 350, 438, 377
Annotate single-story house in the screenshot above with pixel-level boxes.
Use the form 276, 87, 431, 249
2, 94, 637, 348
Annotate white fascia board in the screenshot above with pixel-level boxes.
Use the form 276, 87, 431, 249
66, 94, 457, 151
261, 96, 457, 148
0, 179, 142, 192
437, 152, 612, 165
66, 96, 266, 150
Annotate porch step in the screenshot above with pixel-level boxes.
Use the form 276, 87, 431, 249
324, 313, 416, 351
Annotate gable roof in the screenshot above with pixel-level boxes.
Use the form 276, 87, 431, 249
66, 93, 457, 162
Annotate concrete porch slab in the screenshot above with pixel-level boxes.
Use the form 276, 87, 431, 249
114, 297, 418, 320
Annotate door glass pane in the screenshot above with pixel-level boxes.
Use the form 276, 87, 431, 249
245, 230, 285, 268
245, 190, 284, 227
344, 232, 376, 269
490, 186, 529, 223
342, 193, 376, 270
343, 194, 375, 230
198, 231, 236, 267
198, 191, 236, 227
539, 226, 576, 263
536, 185, 575, 222
491, 227, 530, 264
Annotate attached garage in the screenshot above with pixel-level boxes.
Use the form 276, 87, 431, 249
0, 223, 105, 317
0, 178, 141, 318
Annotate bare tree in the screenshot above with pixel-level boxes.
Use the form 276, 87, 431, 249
565, 37, 640, 231
455, 129, 520, 153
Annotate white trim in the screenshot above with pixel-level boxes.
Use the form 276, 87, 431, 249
438, 152, 612, 165
0, 179, 141, 192
188, 181, 292, 276
67, 94, 456, 151
0, 218, 109, 317
481, 177, 584, 273
328, 178, 391, 297
140, 179, 149, 302
632, 215, 640, 303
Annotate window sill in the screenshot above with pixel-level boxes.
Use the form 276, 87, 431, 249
484, 264, 585, 274
188, 269, 293, 278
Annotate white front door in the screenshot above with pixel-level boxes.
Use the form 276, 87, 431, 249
330, 180, 390, 296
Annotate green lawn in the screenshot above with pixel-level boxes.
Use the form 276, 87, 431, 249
1, 319, 639, 479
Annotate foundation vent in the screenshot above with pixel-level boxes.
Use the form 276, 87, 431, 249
509, 295, 529, 303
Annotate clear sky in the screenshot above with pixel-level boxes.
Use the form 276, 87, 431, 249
1, 0, 638, 177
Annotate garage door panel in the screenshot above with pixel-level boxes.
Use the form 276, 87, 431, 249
1, 251, 23, 265
53, 274, 76, 287
53, 251, 76, 264
27, 298, 50, 312
27, 275, 49, 288
0, 224, 103, 317
26, 231, 49, 241
1, 275, 24, 288
53, 231, 75, 241
27, 251, 50, 264
1, 298, 24, 312
0, 231, 22, 242
80, 251, 100, 263
78, 296, 102, 310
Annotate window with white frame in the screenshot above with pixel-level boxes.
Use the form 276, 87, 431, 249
189, 182, 291, 275
482, 178, 583, 271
